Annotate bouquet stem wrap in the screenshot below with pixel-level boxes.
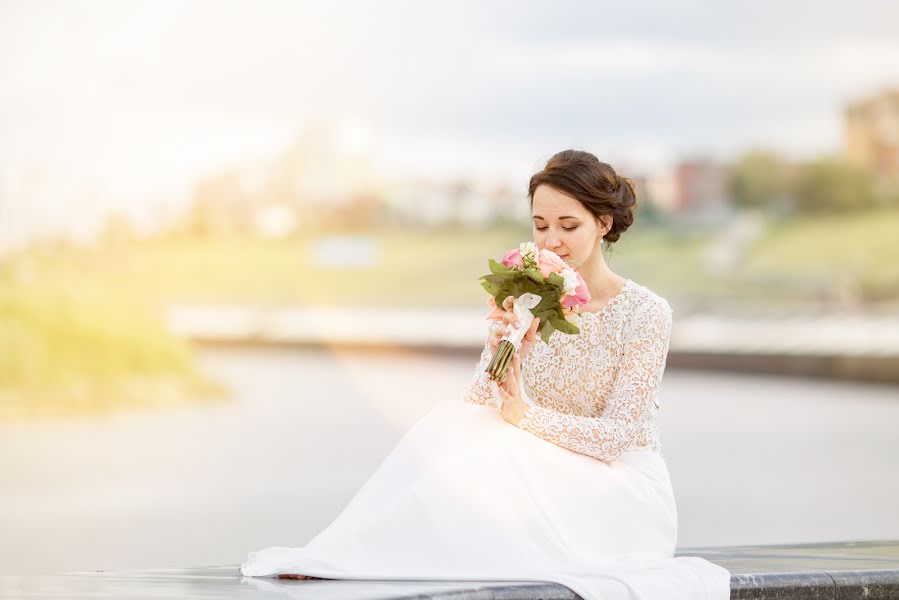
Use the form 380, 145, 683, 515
485, 292, 542, 385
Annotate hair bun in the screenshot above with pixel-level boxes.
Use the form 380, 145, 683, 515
605, 174, 636, 242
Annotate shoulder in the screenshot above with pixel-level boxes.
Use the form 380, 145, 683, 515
622, 281, 673, 337
627, 280, 672, 319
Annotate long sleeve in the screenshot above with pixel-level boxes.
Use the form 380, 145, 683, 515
463, 322, 501, 409
517, 298, 673, 462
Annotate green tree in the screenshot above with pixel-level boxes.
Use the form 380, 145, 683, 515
728, 150, 791, 210
792, 157, 876, 213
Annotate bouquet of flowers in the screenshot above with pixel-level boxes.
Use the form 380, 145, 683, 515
479, 242, 591, 384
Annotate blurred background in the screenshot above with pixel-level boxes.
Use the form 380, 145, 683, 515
1, 0, 898, 577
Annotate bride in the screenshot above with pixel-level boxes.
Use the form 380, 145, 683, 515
240, 150, 732, 600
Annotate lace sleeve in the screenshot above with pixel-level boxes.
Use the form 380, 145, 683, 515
517, 298, 673, 462
463, 323, 501, 409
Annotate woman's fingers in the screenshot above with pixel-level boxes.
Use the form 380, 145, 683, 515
490, 322, 505, 349
525, 317, 540, 341
508, 355, 520, 392
502, 367, 513, 395
507, 353, 518, 384
501, 297, 521, 328
516, 319, 539, 358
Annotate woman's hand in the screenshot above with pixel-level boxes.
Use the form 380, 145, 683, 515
488, 296, 541, 358
497, 351, 528, 427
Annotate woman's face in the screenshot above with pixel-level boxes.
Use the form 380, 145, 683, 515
531, 184, 609, 270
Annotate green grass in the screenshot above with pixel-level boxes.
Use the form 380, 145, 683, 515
0, 278, 227, 421
9, 209, 899, 311
17, 227, 531, 308
2, 208, 897, 421
16, 222, 712, 308
743, 209, 899, 302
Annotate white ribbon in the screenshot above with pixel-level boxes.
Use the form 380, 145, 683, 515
498, 292, 541, 350
495, 292, 541, 409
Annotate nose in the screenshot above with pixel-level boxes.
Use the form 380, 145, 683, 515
546, 230, 563, 250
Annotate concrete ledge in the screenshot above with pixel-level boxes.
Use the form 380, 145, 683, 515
189, 335, 899, 385
694, 539, 899, 600
2, 541, 896, 599
168, 305, 899, 384
667, 351, 899, 384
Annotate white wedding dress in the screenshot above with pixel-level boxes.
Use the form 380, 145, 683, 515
240, 279, 732, 599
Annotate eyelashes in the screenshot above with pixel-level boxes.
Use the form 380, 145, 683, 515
535, 227, 578, 232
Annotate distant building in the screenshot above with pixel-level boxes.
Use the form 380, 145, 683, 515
454, 180, 523, 228
486, 182, 526, 223
674, 160, 724, 212
273, 122, 379, 210
0, 166, 114, 252
386, 178, 455, 227
328, 193, 389, 230
188, 170, 256, 236
671, 159, 732, 224
628, 174, 658, 216
182, 120, 534, 235
384, 177, 521, 229
845, 89, 899, 184
645, 170, 678, 214
185, 121, 389, 236
252, 203, 297, 239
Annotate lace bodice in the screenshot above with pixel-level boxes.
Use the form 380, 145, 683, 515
464, 279, 674, 462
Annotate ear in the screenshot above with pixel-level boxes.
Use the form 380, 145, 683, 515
597, 214, 612, 235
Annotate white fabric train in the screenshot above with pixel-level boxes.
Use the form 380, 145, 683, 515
240, 397, 731, 600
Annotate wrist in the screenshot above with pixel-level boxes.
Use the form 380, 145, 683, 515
513, 400, 530, 427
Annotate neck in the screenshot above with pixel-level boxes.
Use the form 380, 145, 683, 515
577, 244, 624, 301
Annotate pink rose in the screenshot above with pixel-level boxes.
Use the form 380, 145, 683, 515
501, 248, 524, 268
561, 273, 590, 308
538, 248, 567, 278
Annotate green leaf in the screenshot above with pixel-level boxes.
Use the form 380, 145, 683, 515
547, 272, 565, 288
532, 293, 557, 315
539, 325, 554, 344
549, 316, 579, 335
480, 282, 501, 296
482, 273, 516, 285
524, 268, 545, 284
488, 259, 515, 275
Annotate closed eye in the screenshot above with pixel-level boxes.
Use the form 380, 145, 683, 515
535, 227, 578, 232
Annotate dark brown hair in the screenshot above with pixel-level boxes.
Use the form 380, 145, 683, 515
528, 149, 636, 244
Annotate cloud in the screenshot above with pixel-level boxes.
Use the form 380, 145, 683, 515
0, 0, 897, 218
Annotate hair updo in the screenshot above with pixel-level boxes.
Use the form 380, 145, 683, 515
528, 149, 637, 244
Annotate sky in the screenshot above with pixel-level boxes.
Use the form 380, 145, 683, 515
1, 0, 898, 240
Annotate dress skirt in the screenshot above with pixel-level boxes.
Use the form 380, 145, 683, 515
240, 397, 731, 600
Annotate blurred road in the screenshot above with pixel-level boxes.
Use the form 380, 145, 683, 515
0, 346, 897, 576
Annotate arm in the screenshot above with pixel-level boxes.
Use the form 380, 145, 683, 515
463, 322, 501, 409
517, 298, 674, 462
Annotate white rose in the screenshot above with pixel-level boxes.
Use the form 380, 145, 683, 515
561, 268, 579, 295
519, 241, 537, 262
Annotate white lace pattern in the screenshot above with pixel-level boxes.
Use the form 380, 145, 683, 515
464, 279, 674, 462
